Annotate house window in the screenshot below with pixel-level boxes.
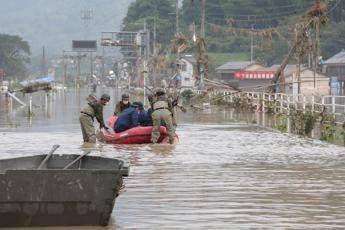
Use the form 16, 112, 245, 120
184, 77, 190, 81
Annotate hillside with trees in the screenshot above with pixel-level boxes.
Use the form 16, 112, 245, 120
122, 0, 345, 68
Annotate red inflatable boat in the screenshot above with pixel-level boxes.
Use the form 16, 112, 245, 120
97, 116, 177, 144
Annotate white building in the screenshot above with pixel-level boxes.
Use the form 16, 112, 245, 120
174, 56, 196, 88
285, 68, 330, 96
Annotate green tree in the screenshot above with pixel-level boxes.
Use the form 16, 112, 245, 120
123, 0, 175, 45
321, 22, 345, 59
328, 0, 345, 23
0, 34, 31, 81
123, 0, 345, 66
255, 39, 289, 66
124, 0, 174, 23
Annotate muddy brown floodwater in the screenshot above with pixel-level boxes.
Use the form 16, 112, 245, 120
1, 88, 345, 229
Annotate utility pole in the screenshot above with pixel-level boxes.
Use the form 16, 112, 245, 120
307, 29, 311, 68
41, 46, 47, 77
143, 60, 147, 106
200, 0, 206, 38
153, 16, 157, 87
270, 0, 327, 93
145, 22, 150, 61
296, 24, 301, 95
63, 50, 67, 85
90, 51, 93, 84
77, 54, 81, 77
143, 19, 146, 57
81, 8, 93, 40
101, 46, 105, 80
143, 20, 150, 106
250, 25, 254, 63
313, 21, 320, 90
153, 17, 157, 55
176, 0, 179, 34
199, 0, 207, 90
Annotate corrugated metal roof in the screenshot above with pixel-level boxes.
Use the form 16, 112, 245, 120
324, 50, 345, 64
216, 61, 252, 71
270, 64, 298, 76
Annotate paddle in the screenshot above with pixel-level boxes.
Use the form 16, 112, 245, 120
63, 151, 91, 169
37, 144, 60, 169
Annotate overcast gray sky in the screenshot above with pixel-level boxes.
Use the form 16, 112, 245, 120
0, 0, 134, 56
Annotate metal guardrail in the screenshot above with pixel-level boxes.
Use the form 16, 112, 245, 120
192, 89, 345, 124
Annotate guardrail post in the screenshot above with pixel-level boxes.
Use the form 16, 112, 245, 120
29, 94, 32, 116
280, 94, 283, 113
257, 93, 261, 112
274, 93, 277, 113
262, 93, 266, 112
311, 95, 315, 113
332, 96, 336, 114
322, 97, 325, 112
303, 96, 306, 113
287, 95, 291, 133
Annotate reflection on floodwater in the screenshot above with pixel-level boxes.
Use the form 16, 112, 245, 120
1, 88, 345, 229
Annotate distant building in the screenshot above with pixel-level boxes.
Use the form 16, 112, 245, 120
173, 56, 196, 88
215, 61, 330, 95
324, 50, 345, 94
284, 68, 330, 96
269, 64, 299, 77
215, 61, 252, 87
215, 61, 272, 89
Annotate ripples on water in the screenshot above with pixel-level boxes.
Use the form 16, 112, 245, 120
1, 89, 345, 229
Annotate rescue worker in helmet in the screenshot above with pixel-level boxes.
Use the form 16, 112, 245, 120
150, 88, 175, 144
114, 93, 131, 116
79, 94, 110, 144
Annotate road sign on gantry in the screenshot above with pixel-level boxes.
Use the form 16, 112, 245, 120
72, 40, 97, 52
101, 32, 142, 47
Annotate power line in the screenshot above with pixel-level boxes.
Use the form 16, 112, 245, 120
206, 5, 312, 19
186, 3, 313, 27
184, 1, 314, 17
218, 1, 312, 13
207, 22, 294, 34
327, 0, 343, 15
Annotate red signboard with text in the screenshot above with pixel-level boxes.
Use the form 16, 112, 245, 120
234, 70, 276, 80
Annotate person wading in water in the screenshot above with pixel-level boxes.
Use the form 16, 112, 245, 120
79, 94, 110, 147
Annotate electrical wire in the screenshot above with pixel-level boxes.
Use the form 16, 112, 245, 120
326, 0, 343, 15
206, 0, 313, 11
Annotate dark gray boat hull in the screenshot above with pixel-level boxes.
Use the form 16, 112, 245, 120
0, 154, 129, 227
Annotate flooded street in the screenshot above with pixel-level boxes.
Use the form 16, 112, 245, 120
1, 88, 345, 229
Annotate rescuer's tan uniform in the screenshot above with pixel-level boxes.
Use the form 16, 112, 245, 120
151, 90, 175, 144
79, 94, 109, 143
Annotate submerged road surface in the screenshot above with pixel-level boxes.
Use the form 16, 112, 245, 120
1, 88, 345, 229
